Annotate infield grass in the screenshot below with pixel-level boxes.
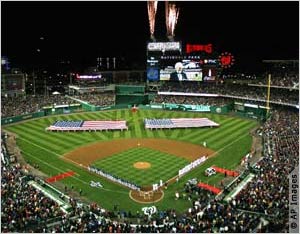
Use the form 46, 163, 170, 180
92, 147, 189, 186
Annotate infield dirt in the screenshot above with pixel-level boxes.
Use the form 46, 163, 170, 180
63, 138, 215, 166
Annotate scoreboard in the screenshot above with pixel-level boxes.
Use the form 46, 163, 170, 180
1, 73, 25, 96
146, 41, 219, 82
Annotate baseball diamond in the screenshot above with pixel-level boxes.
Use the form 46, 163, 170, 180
2, 2, 298, 232
4, 109, 257, 212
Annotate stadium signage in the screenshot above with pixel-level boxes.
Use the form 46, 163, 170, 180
184, 104, 209, 110
76, 74, 102, 79
219, 52, 235, 68
150, 104, 163, 109
100, 106, 111, 110
244, 103, 258, 108
186, 43, 212, 54
147, 42, 181, 52
178, 156, 207, 177
54, 104, 69, 108
158, 91, 219, 97
22, 114, 33, 120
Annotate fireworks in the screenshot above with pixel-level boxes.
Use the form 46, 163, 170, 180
165, 1, 180, 40
147, 1, 158, 39
146, 1, 180, 41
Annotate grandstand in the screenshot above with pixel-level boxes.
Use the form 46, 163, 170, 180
1, 2, 298, 232
1, 63, 299, 232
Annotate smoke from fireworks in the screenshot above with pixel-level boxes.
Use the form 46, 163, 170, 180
165, 1, 180, 39
147, 1, 158, 39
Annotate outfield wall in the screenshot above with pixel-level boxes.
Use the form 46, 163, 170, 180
147, 103, 233, 114
1, 104, 82, 125
1, 111, 45, 125
0, 102, 247, 126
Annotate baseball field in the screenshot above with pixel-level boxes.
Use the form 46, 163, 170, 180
4, 109, 258, 213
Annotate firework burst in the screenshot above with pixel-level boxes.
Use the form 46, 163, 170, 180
165, 1, 179, 40
147, 1, 158, 40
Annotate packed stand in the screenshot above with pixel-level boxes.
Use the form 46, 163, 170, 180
72, 92, 115, 106
251, 72, 299, 88
158, 82, 299, 105
1, 101, 298, 232
152, 95, 231, 106
1, 163, 64, 232
229, 108, 299, 232
1, 95, 78, 118
222, 63, 299, 88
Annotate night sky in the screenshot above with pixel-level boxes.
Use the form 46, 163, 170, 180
2, 1, 299, 72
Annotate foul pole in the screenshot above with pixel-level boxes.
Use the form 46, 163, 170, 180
266, 74, 271, 116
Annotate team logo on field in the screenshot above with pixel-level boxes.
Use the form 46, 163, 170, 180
142, 206, 157, 216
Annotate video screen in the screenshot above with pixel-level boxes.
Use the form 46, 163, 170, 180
159, 59, 202, 81
147, 68, 160, 81
147, 57, 160, 81
5, 75, 24, 91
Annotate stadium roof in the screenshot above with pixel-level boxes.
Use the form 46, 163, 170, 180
262, 60, 299, 64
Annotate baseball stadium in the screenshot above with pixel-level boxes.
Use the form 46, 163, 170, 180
1, 1, 299, 233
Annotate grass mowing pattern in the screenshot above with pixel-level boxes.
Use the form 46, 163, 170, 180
92, 147, 189, 186
4, 109, 258, 213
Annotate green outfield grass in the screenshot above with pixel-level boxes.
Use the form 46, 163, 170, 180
92, 147, 189, 186
4, 109, 258, 213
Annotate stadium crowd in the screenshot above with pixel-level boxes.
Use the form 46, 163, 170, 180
223, 65, 299, 88
1, 64, 299, 233
158, 82, 298, 105
1, 95, 78, 118
1, 93, 116, 118
230, 108, 299, 232
1, 137, 63, 232
152, 95, 231, 106
1, 103, 298, 233
250, 73, 299, 88
2, 81, 298, 119
72, 92, 115, 106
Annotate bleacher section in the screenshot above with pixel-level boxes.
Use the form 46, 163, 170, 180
144, 118, 219, 129
28, 180, 73, 213
46, 120, 128, 132
224, 173, 255, 202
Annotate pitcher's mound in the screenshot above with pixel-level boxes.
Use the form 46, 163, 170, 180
134, 162, 151, 169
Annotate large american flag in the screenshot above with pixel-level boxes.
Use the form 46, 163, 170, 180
145, 118, 219, 129
81, 121, 128, 130
46, 120, 128, 131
